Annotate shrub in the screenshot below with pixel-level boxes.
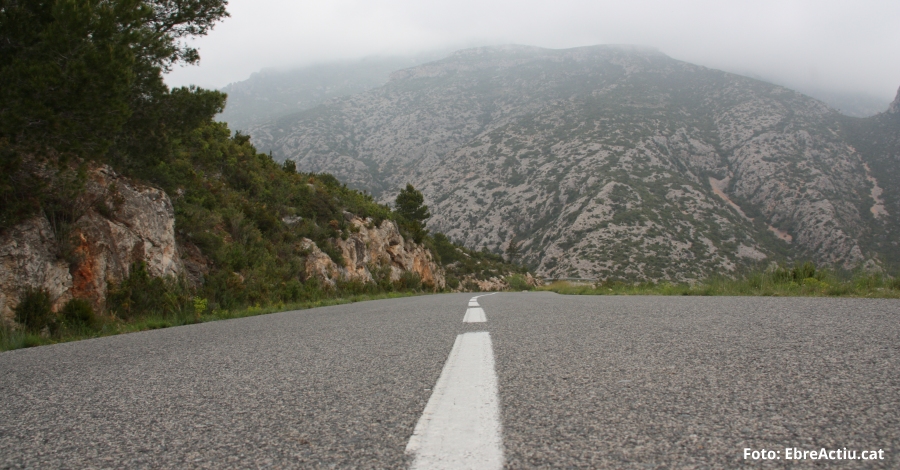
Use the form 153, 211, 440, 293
463, 279, 481, 292
507, 274, 532, 291
395, 271, 422, 291
107, 262, 192, 320
192, 297, 208, 315
14, 288, 55, 332
60, 298, 96, 328
770, 261, 819, 284
370, 263, 395, 292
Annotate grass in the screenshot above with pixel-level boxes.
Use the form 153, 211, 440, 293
0, 291, 425, 353
539, 264, 900, 299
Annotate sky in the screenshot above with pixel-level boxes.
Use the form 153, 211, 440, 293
164, 0, 900, 102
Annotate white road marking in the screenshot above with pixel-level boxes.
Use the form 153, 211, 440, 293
406, 332, 504, 470
463, 307, 487, 323
468, 301, 480, 307
471, 293, 497, 299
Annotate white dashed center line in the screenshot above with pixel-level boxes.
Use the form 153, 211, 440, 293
464, 293, 496, 323
463, 307, 486, 323
406, 331, 504, 470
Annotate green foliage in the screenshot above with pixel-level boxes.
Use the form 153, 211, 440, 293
462, 279, 481, 292
540, 262, 900, 298
506, 239, 520, 263
395, 183, 431, 225
14, 288, 55, 332
445, 273, 460, 290
60, 298, 96, 329
0, 0, 228, 229
429, 233, 530, 291
0, 0, 228, 156
771, 261, 819, 283
395, 271, 422, 291
137, 123, 396, 310
106, 262, 193, 321
192, 296, 208, 315
506, 274, 532, 291
394, 183, 431, 243
0, 324, 43, 351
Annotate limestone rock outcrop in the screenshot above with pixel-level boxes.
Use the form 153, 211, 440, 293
0, 165, 183, 324
455, 272, 541, 292
0, 217, 73, 322
299, 215, 445, 289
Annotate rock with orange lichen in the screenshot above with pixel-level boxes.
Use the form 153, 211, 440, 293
0, 165, 183, 324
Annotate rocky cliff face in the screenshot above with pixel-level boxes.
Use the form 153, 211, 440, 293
889, 87, 900, 114
300, 215, 445, 289
0, 165, 183, 323
0, 217, 73, 322
1, 166, 449, 325
842, 88, 900, 270
252, 45, 899, 280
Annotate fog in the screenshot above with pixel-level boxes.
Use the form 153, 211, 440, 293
164, 0, 900, 102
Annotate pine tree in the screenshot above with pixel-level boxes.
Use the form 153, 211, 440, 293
394, 183, 431, 227
506, 238, 520, 263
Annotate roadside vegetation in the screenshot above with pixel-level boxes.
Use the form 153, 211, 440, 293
540, 262, 900, 298
0, 289, 425, 353
0, 0, 530, 352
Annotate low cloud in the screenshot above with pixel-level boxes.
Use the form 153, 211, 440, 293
165, 0, 900, 101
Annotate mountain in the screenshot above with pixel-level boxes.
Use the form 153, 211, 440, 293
801, 89, 890, 118
218, 54, 443, 133
248, 45, 899, 281
842, 87, 900, 269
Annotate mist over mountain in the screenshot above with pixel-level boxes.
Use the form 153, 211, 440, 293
217, 54, 445, 133
244, 45, 898, 281
220, 51, 892, 133
801, 89, 890, 118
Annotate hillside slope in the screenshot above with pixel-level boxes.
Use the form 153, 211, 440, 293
251, 45, 897, 280
843, 88, 900, 269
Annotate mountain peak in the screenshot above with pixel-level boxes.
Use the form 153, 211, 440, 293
889, 85, 900, 114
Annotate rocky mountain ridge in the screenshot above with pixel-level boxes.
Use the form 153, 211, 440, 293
250, 45, 899, 280
889, 87, 900, 114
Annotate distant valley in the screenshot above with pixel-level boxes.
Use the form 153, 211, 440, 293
232, 45, 900, 281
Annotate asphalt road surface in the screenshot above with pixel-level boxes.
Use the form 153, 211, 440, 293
1, 293, 898, 468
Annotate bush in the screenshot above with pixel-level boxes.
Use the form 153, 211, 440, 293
107, 262, 192, 320
507, 274, 532, 291
771, 261, 819, 284
60, 298, 96, 329
463, 279, 481, 292
395, 271, 422, 291
14, 288, 55, 332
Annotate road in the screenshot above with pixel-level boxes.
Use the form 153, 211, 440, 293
1, 293, 898, 468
